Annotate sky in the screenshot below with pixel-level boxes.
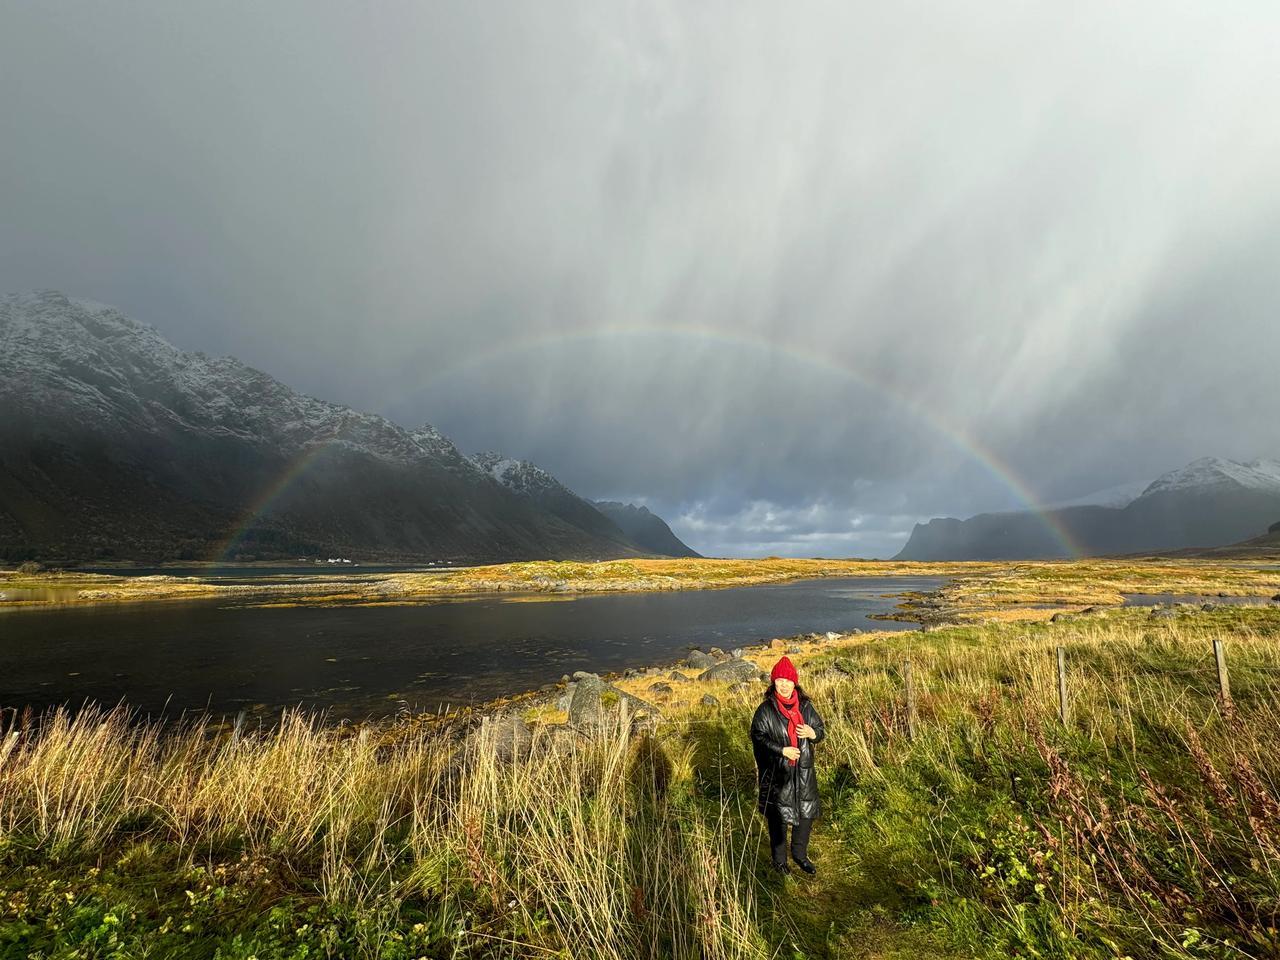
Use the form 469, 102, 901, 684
3, 2, 1280, 558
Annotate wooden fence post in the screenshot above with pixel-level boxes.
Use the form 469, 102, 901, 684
903, 659, 917, 741
1213, 638, 1232, 706
1056, 646, 1069, 726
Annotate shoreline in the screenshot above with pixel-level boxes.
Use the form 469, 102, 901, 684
4, 557, 1277, 736
0, 557, 997, 609
5, 555, 1277, 614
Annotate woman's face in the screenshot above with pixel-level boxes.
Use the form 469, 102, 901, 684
774, 677, 795, 698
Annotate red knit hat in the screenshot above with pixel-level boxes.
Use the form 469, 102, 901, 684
770, 655, 798, 684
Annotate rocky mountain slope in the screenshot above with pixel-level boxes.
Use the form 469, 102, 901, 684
1161, 519, 1280, 560
0, 292, 688, 563
592, 501, 702, 558
895, 457, 1280, 560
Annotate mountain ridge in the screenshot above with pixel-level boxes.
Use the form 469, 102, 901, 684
0, 291, 692, 563
895, 456, 1280, 560
592, 501, 703, 559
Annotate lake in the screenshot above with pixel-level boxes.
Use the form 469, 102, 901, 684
0, 575, 945, 721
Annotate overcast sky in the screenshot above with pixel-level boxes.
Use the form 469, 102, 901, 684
4, 2, 1280, 558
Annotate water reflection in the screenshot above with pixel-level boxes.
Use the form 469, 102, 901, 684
0, 576, 945, 721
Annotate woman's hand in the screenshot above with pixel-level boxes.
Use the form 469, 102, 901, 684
796, 723, 816, 739
782, 746, 801, 762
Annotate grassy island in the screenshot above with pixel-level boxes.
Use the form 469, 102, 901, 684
4, 555, 1279, 613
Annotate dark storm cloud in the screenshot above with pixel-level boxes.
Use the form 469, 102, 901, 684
3, 2, 1279, 557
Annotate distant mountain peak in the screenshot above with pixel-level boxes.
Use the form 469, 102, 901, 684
895, 453, 1280, 560
469, 452, 562, 496
1034, 479, 1149, 512
592, 499, 701, 558
1141, 457, 1280, 498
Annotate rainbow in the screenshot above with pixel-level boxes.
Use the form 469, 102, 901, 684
209, 433, 348, 564
211, 324, 1083, 561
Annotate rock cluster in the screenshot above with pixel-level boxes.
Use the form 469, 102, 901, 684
456, 630, 860, 765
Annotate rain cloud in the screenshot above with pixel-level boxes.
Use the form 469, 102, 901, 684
3, 1, 1279, 556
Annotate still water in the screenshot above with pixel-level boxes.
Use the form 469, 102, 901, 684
0, 576, 944, 721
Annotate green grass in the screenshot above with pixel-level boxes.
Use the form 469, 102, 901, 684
2, 603, 1279, 957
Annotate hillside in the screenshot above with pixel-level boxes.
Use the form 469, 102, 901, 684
0, 292, 671, 564
592, 500, 702, 558
1159, 519, 1280, 559
895, 457, 1280, 560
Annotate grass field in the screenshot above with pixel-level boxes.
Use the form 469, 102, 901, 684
1, 562, 1279, 957
5, 555, 1279, 612
1, 557, 997, 608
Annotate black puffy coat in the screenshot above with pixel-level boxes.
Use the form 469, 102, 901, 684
750, 694, 826, 824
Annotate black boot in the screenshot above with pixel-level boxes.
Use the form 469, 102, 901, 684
771, 859, 791, 875
791, 853, 817, 875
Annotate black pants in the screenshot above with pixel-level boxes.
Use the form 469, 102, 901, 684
765, 806, 813, 865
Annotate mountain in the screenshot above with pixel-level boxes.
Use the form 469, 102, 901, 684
468, 455, 699, 559
894, 457, 1280, 560
1037, 479, 1149, 511
0, 291, 659, 564
592, 501, 702, 558
468, 453, 636, 551
1160, 519, 1280, 560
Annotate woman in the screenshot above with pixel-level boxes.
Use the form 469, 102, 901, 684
750, 655, 825, 875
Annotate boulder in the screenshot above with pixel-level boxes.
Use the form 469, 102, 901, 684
825, 631, 840, 642
697, 659, 761, 684
450, 713, 536, 770
700, 694, 720, 707
1050, 613, 1074, 623
648, 681, 673, 695
730, 647, 746, 659
556, 682, 577, 711
568, 675, 608, 728
685, 650, 717, 670
668, 671, 692, 683
769, 638, 786, 651
1201, 602, 1219, 612
568, 672, 662, 731
483, 714, 534, 762
708, 646, 728, 660
1272, 593, 1280, 602
1150, 608, 1178, 620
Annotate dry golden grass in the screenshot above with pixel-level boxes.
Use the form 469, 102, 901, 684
6, 556, 1276, 618
1, 557, 998, 608
3, 559, 1280, 957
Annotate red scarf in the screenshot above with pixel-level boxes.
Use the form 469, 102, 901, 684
774, 690, 803, 766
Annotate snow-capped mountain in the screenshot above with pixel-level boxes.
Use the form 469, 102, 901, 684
0, 291, 669, 563
467, 452, 698, 557
467, 450, 635, 547
1141, 457, 1280, 498
895, 455, 1280, 561
1038, 479, 1149, 511
2, 291, 477, 471
470, 452, 564, 498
